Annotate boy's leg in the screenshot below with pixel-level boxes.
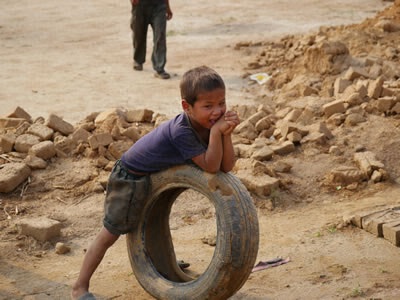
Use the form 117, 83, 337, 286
71, 227, 119, 299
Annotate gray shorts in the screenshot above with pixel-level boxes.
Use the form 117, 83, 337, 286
103, 160, 150, 235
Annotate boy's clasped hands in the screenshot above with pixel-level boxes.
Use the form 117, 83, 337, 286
213, 110, 240, 136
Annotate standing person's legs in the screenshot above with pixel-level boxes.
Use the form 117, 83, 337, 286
133, 4, 150, 69
130, 4, 142, 70
71, 227, 119, 299
151, 3, 169, 77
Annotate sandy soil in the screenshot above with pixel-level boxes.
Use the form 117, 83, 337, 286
1, 1, 400, 300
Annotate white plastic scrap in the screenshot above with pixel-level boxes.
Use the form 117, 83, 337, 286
249, 73, 271, 85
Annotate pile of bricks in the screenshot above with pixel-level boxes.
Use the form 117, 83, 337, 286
0, 107, 155, 193
350, 206, 400, 247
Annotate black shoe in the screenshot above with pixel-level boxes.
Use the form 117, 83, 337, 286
154, 70, 170, 79
133, 62, 143, 71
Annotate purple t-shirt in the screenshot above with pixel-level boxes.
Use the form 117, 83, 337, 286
121, 113, 207, 173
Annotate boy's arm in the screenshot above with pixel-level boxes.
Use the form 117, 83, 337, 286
191, 127, 223, 174
220, 134, 236, 172
219, 110, 239, 172
192, 110, 239, 173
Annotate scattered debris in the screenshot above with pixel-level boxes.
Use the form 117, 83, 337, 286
55, 242, 71, 254
252, 257, 291, 273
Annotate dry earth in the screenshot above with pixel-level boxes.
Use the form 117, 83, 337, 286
1, 1, 400, 300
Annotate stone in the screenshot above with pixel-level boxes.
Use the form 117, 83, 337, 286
0, 162, 31, 193
343, 92, 363, 106
375, 96, 396, 113
278, 121, 308, 140
247, 110, 268, 125
88, 132, 113, 149
6, 106, 32, 121
354, 151, 385, 177
343, 66, 369, 81
369, 63, 382, 79
70, 128, 91, 144
26, 123, 54, 141
323, 100, 346, 117
235, 169, 280, 197
271, 141, 295, 155
367, 77, 384, 99
14, 134, 41, 153
0, 118, 27, 129
233, 120, 258, 140
16, 217, 62, 242
328, 166, 367, 185
53, 135, 74, 157
251, 146, 274, 161
382, 220, 400, 247
94, 108, 124, 126
24, 155, 48, 170
55, 242, 71, 254
333, 77, 352, 96
234, 144, 253, 159
121, 126, 141, 142
46, 114, 74, 135
125, 109, 154, 123
287, 131, 302, 143
283, 108, 302, 122
255, 116, 272, 132
0, 134, 15, 154
29, 141, 56, 160
344, 113, 366, 126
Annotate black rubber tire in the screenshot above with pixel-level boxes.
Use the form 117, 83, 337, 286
126, 164, 259, 300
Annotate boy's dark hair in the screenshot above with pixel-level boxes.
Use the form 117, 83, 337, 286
180, 66, 225, 106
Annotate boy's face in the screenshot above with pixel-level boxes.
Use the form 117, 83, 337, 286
182, 88, 226, 130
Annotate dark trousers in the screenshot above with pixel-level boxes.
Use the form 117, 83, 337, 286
130, 3, 167, 73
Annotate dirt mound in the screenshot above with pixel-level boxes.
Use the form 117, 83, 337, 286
240, 1, 400, 92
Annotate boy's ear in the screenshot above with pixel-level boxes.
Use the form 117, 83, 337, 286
181, 99, 191, 112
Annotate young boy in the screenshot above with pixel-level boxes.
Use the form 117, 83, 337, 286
71, 65, 240, 300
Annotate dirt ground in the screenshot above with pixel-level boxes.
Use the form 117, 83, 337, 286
1, 0, 400, 299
